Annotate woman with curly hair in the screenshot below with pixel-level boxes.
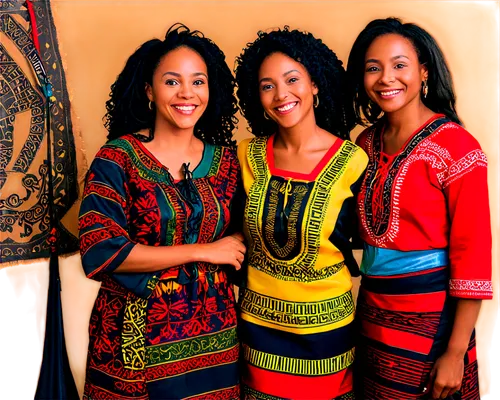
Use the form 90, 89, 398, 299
234, 27, 368, 399
346, 18, 492, 399
78, 23, 245, 399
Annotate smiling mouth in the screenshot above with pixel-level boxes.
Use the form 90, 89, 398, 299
172, 105, 197, 114
378, 89, 403, 98
275, 102, 298, 114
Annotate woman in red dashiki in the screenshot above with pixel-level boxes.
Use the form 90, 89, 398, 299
346, 18, 493, 400
78, 24, 245, 400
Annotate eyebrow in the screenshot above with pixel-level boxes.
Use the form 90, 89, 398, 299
161, 71, 208, 79
259, 69, 301, 84
365, 55, 410, 64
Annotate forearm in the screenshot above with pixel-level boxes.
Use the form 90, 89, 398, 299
115, 243, 204, 273
446, 298, 482, 357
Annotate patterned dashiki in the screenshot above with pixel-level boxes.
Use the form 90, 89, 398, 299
78, 134, 241, 400
355, 114, 493, 400
237, 134, 368, 400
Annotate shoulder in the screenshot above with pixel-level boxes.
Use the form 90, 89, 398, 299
237, 136, 268, 160
354, 123, 379, 150
213, 144, 239, 167
430, 121, 487, 163
338, 138, 369, 177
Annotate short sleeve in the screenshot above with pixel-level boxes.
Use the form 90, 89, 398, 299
79, 146, 159, 298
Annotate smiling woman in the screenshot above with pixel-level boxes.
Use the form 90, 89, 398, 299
347, 17, 492, 400
234, 27, 368, 400
78, 24, 244, 399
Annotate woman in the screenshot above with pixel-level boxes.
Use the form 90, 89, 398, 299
346, 17, 493, 400
78, 24, 245, 399
234, 27, 368, 400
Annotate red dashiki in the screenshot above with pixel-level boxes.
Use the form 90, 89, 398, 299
355, 114, 492, 399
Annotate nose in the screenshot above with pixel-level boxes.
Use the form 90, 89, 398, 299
378, 69, 395, 85
274, 83, 289, 102
178, 84, 194, 99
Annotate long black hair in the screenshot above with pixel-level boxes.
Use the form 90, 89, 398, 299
346, 17, 462, 126
104, 23, 238, 146
235, 26, 355, 139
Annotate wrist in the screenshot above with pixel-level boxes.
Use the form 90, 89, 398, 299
445, 342, 468, 359
190, 243, 206, 263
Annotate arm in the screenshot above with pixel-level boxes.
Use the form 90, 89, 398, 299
79, 146, 245, 296
427, 132, 492, 399
428, 299, 482, 399
116, 233, 246, 273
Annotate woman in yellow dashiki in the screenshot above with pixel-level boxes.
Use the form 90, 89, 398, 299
234, 27, 368, 400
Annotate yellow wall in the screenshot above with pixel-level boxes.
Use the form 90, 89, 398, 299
51, 1, 499, 398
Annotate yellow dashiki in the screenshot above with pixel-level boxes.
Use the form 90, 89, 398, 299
237, 135, 368, 400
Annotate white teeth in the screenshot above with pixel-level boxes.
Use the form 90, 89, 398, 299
380, 90, 401, 96
277, 102, 297, 112
174, 105, 195, 111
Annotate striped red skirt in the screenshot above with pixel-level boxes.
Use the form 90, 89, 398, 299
355, 267, 480, 400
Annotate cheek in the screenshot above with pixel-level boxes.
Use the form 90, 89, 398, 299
363, 74, 374, 92
259, 91, 271, 108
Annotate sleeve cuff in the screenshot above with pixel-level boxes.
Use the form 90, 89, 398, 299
449, 278, 493, 299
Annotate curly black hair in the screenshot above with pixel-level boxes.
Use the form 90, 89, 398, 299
234, 26, 355, 139
104, 23, 238, 146
346, 17, 462, 126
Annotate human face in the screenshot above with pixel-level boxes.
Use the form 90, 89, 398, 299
146, 46, 209, 132
258, 52, 318, 130
363, 34, 428, 115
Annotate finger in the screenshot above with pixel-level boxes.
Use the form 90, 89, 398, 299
231, 232, 245, 242
424, 366, 436, 395
432, 381, 444, 400
439, 388, 450, 399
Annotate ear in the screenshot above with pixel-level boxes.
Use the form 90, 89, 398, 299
421, 64, 429, 81
145, 83, 153, 102
312, 81, 319, 96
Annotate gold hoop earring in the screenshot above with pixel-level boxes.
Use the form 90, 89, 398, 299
313, 94, 319, 108
422, 81, 429, 98
264, 111, 270, 120
149, 101, 154, 110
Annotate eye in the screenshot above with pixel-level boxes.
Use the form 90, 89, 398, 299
287, 77, 299, 84
193, 79, 206, 86
261, 83, 274, 91
394, 63, 406, 69
165, 79, 178, 86
365, 66, 379, 73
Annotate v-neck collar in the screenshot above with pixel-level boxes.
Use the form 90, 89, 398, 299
266, 134, 343, 181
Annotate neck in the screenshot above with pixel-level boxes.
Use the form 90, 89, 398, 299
275, 112, 320, 152
385, 101, 435, 137
152, 119, 198, 152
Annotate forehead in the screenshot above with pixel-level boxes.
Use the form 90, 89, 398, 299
258, 52, 308, 78
365, 34, 418, 61
156, 46, 207, 72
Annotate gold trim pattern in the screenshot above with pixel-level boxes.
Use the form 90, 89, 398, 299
122, 294, 148, 370
245, 138, 358, 282
240, 289, 355, 328
243, 344, 355, 376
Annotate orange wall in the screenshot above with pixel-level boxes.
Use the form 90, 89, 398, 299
52, 1, 499, 398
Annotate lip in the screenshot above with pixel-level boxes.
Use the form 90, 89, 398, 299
376, 89, 403, 100
171, 104, 198, 115
274, 101, 298, 115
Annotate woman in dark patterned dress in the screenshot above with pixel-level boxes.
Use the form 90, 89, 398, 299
346, 17, 493, 400
78, 24, 245, 400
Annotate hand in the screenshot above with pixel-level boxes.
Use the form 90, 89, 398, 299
425, 350, 464, 399
198, 233, 246, 270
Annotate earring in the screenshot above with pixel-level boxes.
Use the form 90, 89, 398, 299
313, 94, 319, 108
149, 101, 154, 110
422, 80, 429, 98
264, 111, 270, 120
